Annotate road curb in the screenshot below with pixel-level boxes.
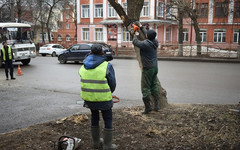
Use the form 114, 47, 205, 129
113, 56, 240, 63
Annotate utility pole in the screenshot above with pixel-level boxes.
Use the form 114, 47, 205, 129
10, 0, 15, 22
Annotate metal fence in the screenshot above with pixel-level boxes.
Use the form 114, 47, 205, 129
116, 43, 240, 59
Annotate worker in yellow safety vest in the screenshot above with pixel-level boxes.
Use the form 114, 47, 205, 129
1, 41, 16, 80
79, 44, 117, 150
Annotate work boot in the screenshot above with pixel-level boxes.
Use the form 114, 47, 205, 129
91, 126, 103, 149
153, 95, 159, 112
103, 128, 117, 150
142, 97, 152, 114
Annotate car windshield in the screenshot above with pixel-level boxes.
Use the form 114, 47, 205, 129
0, 27, 33, 44
42, 45, 51, 47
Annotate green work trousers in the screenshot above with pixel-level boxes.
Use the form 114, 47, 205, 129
141, 67, 159, 99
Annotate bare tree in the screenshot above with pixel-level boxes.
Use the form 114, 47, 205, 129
169, 0, 202, 56
44, 0, 60, 43
32, 0, 67, 43
62, 0, 77, 40
185, 1, 202, 56
108, 0, 168, 108
0, 0, 10, 22
16, 0, 22, 23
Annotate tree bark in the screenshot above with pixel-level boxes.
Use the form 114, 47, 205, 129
16, 0, 22, 23
192, 17, 201, 56
108, 0, 168, 108
10, 0, 15, 22
186, 5, 202, 57
178, 8, 184, 57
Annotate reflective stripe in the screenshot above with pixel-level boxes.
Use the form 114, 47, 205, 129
81, 79, 107, 84
81, 88, 110, 93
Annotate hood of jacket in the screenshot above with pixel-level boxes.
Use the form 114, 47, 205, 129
83, 54, 107, 69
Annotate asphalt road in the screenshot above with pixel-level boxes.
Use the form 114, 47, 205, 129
0, 57, 240, 133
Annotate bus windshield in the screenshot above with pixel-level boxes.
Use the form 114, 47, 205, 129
0, 27, 33, 44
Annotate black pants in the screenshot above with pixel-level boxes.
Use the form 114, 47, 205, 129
90, 109, 113, 129
4, 60, 14, 79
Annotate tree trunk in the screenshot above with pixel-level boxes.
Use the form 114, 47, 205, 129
46, 6, 54, 43
178, 8, 184, 57
17, 0, 22, 23
238, 30, 240, 59
191, 14, 201, 56
108, 0, 168, 108
10, 0, 15, 22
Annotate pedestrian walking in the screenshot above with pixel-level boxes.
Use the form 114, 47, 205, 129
132, 24, 159, 114
1, 41, 16, 80
79, 44, 117, 150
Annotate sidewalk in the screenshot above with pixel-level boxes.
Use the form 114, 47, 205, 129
114, 55, 240, 63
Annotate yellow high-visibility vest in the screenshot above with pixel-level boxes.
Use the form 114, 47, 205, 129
79, 61, 112, 102
1, 46, 12, 61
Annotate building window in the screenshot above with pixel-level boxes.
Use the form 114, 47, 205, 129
166, 28, 171, 41
39, 33, 49, 42
157, 2, 164, 17
183, 29, 188, 42
108, 4, 117, 17
51, 34, 54, 41
122, 28, 131, 42
123, 3, 127, 14
166, 4, 172, 19
234, 1, 240, 18
66, 35, 71, 41
58, 23, 62, 29
215, 2, 228, 18
214, 29, 226, 43
66, 14, 70, 19
81, 5, 89, 18
82, 28, 90, 41
95, 4, 103, 18
196, 3, 208, 18
199, 29, 207, 42
58, 14, 62, 21
233, 29, 239, 43
95, 28, 103, 41
58, 35, 62, 41
66, 23, 70, 29
140, 2, 149, 17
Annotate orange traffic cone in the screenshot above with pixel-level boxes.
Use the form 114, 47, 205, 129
17, 65, 23, 76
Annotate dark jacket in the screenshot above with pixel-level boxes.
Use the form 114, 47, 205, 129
132, 30, 159, 69
82, 54, 116, 110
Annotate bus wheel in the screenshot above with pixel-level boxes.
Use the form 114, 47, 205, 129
21, 59, 31, 65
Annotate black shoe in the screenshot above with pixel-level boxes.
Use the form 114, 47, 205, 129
11, 78, 16, 80
6, 78, 9, 80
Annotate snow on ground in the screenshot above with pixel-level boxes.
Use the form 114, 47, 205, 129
160, 46, 238, 58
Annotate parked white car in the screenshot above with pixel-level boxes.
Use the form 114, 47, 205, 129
39, 44, 66, 57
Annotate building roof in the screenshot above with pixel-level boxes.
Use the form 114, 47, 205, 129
100, 19, 177, 25
0, 22, 31, 28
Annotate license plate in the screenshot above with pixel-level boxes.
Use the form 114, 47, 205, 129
106, 52, 111, 55
17, 51, 30, 57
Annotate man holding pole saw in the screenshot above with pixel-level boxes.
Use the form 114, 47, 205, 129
132, 22, 159, 114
